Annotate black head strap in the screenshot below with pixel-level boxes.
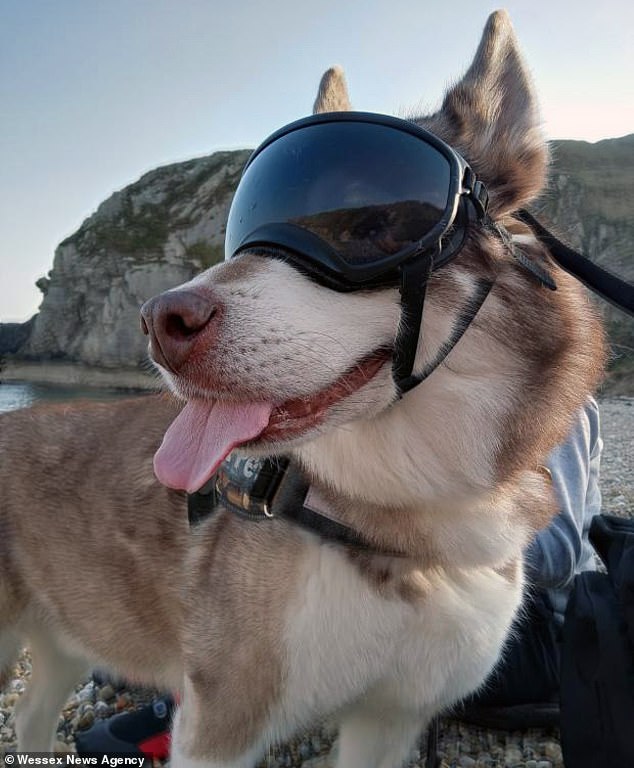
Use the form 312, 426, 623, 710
485, 217, 557, 290
397, 277, 493, 395
405, 277, 493, 391
517, 209, 634, 316
393, 192, 494, 396
393, 251, 435, 393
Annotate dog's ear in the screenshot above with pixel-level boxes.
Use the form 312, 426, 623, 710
425, 10, 547, 217
313, 66, 352, 114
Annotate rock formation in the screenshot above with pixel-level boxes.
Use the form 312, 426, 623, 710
17, 149, 250, 369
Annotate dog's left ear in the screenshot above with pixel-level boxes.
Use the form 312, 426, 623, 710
425, 10, 547, 218
313, 66, 352, 113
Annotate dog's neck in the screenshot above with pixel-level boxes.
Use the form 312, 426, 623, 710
287, 342, 554, 569
293, 368, 505, 509
291, 446, 538, 570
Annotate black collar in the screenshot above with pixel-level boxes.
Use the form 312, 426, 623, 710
187, 455, 407, 557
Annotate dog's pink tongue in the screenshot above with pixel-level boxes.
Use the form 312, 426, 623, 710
154, 399, 272, 493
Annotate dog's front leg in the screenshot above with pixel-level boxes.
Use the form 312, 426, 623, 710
171, 516, 301, 768
15, 631, 89, 752
333, 697, 435, 768
169, 678, 270, 768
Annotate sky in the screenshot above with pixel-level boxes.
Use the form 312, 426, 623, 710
1, 0, 632, 322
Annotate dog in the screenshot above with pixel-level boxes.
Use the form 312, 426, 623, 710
1, 11, 605, 768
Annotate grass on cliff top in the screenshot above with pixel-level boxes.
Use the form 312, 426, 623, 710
61, 149, 251, 260
549, 134, 634, 221
184, 242, 225, 269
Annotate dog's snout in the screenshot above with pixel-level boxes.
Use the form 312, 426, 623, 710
140, 288, 220, 372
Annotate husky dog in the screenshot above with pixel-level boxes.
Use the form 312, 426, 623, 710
1, 11, 604, 768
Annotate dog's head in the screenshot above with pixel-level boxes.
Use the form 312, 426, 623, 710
141, 11, 604, 506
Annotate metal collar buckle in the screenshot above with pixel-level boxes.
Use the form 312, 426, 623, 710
214, 455, 289, 520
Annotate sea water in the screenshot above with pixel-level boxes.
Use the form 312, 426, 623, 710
0, 381, 144, 414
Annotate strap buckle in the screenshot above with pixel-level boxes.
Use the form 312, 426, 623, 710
463, 167, 489, 219
215, 455, 289, 520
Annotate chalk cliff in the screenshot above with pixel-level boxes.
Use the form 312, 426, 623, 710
18, 149, 249, 369
538, 135, 634, 391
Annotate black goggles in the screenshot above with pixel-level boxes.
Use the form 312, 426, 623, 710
225, 112, 489, 291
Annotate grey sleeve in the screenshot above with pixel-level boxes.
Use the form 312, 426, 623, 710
524, 397, 603, 590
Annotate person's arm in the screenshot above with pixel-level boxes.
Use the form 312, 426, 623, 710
524, 397, 602, 590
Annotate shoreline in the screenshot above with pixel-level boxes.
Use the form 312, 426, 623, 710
2, 360, 632, 398
0, 361, 160, 391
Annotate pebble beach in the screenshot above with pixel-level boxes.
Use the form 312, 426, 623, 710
1, 396, 632, 767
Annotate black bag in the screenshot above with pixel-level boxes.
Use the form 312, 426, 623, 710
560, 513, 634, 768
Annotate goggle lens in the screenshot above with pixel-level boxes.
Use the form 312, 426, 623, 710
225, 119, 454, 269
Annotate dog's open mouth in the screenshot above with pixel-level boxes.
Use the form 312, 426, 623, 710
154, 349, 390, 493
261, 348, 389, 440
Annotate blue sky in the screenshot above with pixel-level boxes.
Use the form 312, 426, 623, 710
1, 0, 632, 322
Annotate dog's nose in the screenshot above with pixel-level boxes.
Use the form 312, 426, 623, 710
140, 287, 219, 372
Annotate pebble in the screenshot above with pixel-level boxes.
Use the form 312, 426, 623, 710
299, 757, 331, 768
77, 683, 94, 702
543, 739, 562, 763
64, 693, 80, 710
97, 684, 115, 702
94, 700, 112, 718
115, 692, 132, 711
504, 745, 524, 764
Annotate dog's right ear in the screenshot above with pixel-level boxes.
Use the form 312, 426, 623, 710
424, 10, 548, 218
313, 66, 352, 114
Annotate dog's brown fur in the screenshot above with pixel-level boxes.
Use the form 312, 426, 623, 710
0, 11, 605, 768
0, 397, 185, 686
